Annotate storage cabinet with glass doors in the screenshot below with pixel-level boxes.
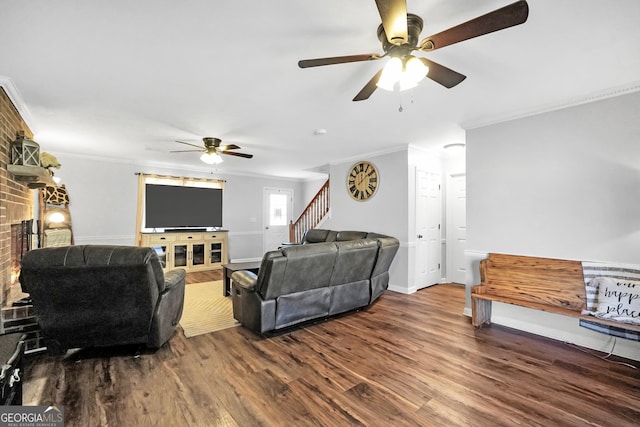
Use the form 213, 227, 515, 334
140, 231, 228, 272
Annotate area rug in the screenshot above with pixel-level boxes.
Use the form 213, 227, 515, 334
180, 281, 240, 337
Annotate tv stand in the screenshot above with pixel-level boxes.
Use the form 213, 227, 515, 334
139, 230, 228, 272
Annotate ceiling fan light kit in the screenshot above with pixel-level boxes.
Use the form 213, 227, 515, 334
298, 0, 529, 101
376, 55, 429, 91
200, 152, 223, 164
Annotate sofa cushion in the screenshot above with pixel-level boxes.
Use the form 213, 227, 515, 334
330, 280, 370, 315
24, 245, 155, 267
256, 251, 288, 298
275, 288, 330, 329
302, 229, 335, 244
22, 262, 156, 349
329, 240, 378, 286
21, 246, 166, 293
260, 242, 338, 300
335, 230, 368, 241
370, 236, 400, 277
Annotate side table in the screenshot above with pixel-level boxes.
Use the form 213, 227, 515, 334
222, 261, 261, 296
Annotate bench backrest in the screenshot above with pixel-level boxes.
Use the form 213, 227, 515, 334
480, 253, 586, 311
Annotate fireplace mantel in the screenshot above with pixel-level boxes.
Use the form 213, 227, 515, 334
7, 164, 55, 188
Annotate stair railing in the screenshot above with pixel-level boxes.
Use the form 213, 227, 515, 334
289, 179, 330, 243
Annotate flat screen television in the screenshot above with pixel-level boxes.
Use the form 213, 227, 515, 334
145, 184, 223, 229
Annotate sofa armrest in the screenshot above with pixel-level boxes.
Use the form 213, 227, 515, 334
164, 268, 187, 291
231, 270, 258, 292
149, 271, 186, 348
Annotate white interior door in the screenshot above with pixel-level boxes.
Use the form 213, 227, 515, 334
447, 173, 467, 284
263, 187, 293, 253
415, 169, 442, 289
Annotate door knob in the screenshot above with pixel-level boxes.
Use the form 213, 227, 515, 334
417, 234, 423, 239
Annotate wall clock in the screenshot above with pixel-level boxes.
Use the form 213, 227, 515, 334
347, 161, 379, 201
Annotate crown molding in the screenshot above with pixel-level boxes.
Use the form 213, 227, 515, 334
50, 150, 316, 182
462, 81, 640, 131
0, 76, 36, 132
329, 145, 408, 168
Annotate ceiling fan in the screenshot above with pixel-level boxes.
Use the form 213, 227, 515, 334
171, 137, 254, 164
298, 0, 529, 101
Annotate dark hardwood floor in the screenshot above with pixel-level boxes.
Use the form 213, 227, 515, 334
23, 281, 640, 426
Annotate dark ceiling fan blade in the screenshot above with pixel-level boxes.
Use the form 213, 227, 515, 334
375, 0, 408, 45
353, 69, 384, 102
419, 58, 466, 88
174, 140, 204, 149
418, 0, 529, 51
220, 151, 253, 159
170, 149, 204, 153
298, 54, 381, 68
220, 144, 241, 151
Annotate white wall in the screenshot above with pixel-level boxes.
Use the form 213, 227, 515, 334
466, 90, 640, 360
51, 153, 307, 261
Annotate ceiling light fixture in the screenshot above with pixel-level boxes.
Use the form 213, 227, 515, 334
376, 55, 429, 92
200, 152, 223, 165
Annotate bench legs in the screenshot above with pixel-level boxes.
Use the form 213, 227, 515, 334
472, 298, 492, 328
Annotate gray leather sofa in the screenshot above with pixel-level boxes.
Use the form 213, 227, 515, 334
19, 245, 186, 355
231, 230, 399, 334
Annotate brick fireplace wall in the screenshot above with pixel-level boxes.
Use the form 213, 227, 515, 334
0, 87, 35, 307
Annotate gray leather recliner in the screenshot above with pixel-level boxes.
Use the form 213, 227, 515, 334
19, 245, 186, 355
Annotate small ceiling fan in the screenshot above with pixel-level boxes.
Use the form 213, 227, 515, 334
298, 0, 529, 101
171, 137, 253, 164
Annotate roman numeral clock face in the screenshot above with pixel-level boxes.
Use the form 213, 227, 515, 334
347, 161, 379, 201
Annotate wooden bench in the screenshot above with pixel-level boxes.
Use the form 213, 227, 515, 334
471, 253, 640, 335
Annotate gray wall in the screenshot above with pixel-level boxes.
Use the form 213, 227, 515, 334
466, 90, 640, 359
323, 147, 451, 293
52, 153, 312, 261
323, 149, 410, 291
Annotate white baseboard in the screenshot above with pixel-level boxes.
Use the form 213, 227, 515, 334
490, 303, 640, 361
387, 284, 413, 294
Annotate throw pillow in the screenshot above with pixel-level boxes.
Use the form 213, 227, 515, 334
584, 277, 602, 313
594, 277, 640, 325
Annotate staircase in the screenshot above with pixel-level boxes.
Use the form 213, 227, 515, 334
289, 179, 330, 243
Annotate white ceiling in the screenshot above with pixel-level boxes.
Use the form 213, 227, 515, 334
3, 1, 640, 179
